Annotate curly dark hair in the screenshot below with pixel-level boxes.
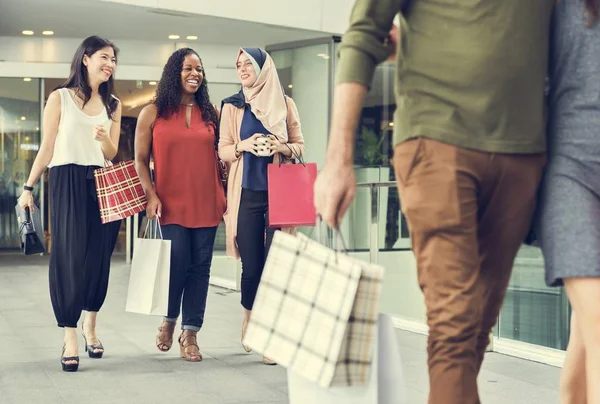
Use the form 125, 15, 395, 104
154, 48, 218, 135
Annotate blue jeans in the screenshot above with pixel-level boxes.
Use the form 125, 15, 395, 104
160, 224, 218, 331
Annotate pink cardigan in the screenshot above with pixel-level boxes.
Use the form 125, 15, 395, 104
218, 96, 305, 258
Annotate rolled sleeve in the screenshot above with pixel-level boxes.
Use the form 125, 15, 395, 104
336, 0, 405, 86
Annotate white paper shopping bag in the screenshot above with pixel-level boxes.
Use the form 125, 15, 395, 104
125, 219, 171, 316
287, 314, 406, 404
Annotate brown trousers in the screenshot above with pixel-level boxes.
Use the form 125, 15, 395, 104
393, 138, 545, 404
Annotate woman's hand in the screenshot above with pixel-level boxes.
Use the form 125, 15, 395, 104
238, 133, 264, 156
93, 125, 110, 144
18, 190, 35, 213
268, 135, 283, 153
268, 135, 292, 157
146, 194, 162, 219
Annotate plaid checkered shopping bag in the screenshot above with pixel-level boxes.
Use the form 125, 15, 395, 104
94, 160, 147, 224
243, 231, 385, 388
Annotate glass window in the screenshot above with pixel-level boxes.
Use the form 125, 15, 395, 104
40, 79, 238, 254
332, 41, 408, 252
0, 78, 42, 250
270, 43, 331, 170
270, 41, 332, 242
332, 43, 571, 349
496, 246, 570, 350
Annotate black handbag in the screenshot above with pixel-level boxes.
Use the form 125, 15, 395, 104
15, 204, 46, 255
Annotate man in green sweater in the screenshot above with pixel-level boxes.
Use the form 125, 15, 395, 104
314, 1, 554, 403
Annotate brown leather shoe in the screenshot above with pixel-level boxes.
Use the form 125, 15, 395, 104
156, 320, 176, 352
179, 330, 202, 362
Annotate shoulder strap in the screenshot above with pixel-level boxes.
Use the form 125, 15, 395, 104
56, 88, 68, 127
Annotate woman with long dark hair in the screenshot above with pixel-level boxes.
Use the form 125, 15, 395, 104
18, 35, 122, 372
538, 0, 599, 401
135, 48, 225, 362
218, 48, 304, 365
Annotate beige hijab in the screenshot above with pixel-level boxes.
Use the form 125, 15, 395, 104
238, 48, 288, 141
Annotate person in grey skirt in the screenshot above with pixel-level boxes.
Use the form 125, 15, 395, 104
538, 0, 600, 402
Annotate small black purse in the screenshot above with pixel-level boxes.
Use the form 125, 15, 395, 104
15, 204, 46, 255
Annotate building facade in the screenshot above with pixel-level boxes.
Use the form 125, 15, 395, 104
0, 0, 568, 367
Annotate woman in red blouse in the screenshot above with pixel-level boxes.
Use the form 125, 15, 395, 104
135, 48, 226, 362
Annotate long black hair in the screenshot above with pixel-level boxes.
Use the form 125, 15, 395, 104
154, 48, 218, 135
57, 35, 119, 119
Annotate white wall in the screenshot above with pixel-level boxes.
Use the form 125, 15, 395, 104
100, 0, 356, 34
0, 37, 240, 83
321, 0, 355, 35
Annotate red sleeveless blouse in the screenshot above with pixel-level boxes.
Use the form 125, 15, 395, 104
152, 105, 226, 228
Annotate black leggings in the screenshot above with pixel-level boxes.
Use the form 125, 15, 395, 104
236, 189, 280, 310
49, 164, 121, 328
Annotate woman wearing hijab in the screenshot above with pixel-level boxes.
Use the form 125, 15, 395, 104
218, 48, 305, 365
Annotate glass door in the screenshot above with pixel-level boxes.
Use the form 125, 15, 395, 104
0, 77, 42, 250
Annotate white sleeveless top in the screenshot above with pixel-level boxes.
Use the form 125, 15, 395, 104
48, 88, 112, 168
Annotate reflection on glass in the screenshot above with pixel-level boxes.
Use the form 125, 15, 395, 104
35, 79, 239, 254
355, 64, 396, 171
330, 41, 572, 351
270, 43, 331, 169
0, 78, 42, 249
333, 39, 407, 252
498, 245, 570, 350
270, 41, 332, 243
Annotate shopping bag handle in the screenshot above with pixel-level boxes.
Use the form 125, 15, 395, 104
276, 95, 306, 167
142, 217, 163, 240
302, 215, 349, 262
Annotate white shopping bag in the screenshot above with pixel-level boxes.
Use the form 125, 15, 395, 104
125, 219, 171, 316
288, 314, 406, 404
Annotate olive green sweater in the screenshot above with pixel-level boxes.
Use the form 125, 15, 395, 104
337, 0, 554, 153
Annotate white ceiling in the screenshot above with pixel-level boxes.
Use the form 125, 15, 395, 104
0, 0, 328, 46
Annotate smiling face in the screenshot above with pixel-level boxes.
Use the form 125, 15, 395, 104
83, 46, 116, 84
236, 53, 258, 88
180, 53, 204, 95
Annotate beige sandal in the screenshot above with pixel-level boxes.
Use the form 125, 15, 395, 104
179, 330, 202, 362
156, 320, 176, 352
263, 356, 277, 366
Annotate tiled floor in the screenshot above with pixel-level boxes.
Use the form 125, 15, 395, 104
0, 254, 561, 403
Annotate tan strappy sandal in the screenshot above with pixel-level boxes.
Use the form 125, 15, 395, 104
179, 330, 202, 362
156, 320, 176, 352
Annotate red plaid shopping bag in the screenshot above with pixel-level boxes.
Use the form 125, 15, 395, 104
94, 160, 147, 224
